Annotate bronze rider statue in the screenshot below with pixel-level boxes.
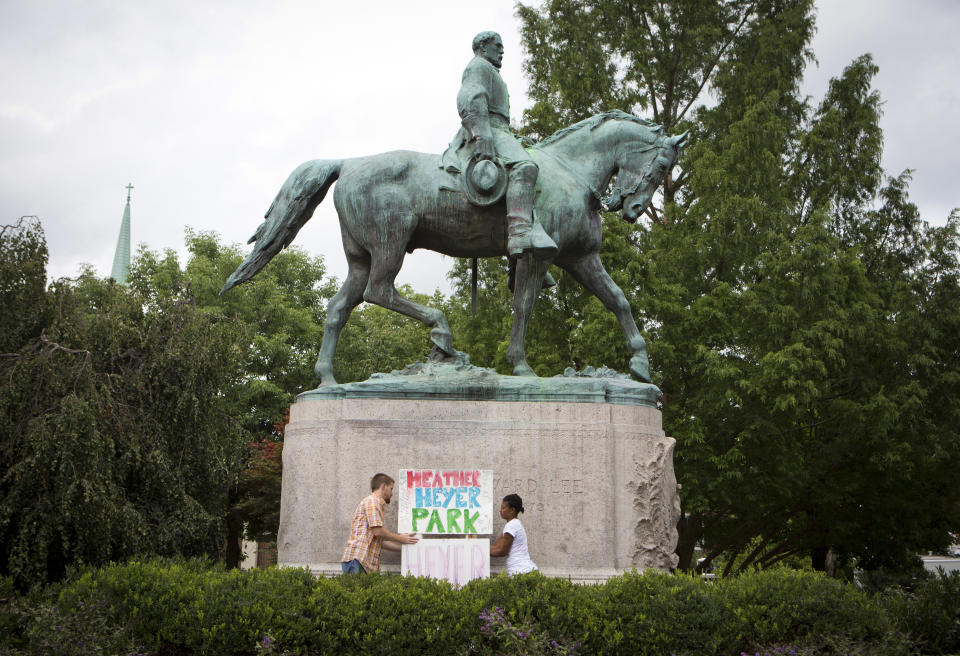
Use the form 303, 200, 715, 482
450, 31, 558, 260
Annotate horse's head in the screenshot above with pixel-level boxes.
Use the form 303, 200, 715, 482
610, 131, 687, 223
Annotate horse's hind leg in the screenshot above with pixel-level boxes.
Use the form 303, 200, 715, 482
315, 249, 370, 385
362, 228, 455, 356
507, 253, 553, 377
562, 252, 651, 383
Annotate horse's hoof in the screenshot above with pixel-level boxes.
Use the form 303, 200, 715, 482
427, 345, 461, 363
512, 362, 537, 377
429, 327, 455, 355
630, 355, 651, 383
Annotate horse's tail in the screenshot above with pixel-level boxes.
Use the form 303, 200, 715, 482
221, 159, 342, 294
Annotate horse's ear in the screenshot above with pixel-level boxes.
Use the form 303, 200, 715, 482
670, 131, 689, 147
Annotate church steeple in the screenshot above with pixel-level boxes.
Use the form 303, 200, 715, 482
110, 183, 133, 284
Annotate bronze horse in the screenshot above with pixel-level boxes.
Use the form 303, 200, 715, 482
222, 110, 686, 384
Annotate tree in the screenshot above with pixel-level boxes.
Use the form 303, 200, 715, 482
130, 230, 335, 438
0, 217, 48, 354
503, 0, 960, 573
130, 231, 335, 565
0, 220, 249, 586
130, 231, 444, 563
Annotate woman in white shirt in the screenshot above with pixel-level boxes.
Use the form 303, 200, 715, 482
490, 493, 537, 574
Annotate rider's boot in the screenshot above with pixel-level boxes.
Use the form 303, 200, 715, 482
506, 165, 558, 260
507, 216, 557, 259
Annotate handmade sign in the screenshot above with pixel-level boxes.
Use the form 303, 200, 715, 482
401, 538, 490, 585
398, 469, 493, 534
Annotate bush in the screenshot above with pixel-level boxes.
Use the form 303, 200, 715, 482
53, 559, 319, 655
716, 569, 894, 652
329, 573, 478, 655
590, 570, 733, 655
469, 605, 582, 655
855, 556, 932, 594
881, 569, 960, 655
0, 559, 947, 656
464, 572, 589, 646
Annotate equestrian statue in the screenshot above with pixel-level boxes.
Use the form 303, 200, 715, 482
222, 31, 687, 385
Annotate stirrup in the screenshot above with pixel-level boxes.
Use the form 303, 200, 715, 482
528, 222, 558, 259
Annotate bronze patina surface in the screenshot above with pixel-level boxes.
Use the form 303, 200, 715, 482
222, 33, 686, 387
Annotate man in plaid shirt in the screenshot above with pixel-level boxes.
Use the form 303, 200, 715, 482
341, 473, 419, 573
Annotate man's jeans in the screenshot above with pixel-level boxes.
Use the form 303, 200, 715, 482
341, 559, 366, 574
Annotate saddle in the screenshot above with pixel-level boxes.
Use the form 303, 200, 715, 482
438, 128, 508, 206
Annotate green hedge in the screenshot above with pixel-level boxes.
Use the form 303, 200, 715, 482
880, 569, 960, 656
1, 560, 958, 655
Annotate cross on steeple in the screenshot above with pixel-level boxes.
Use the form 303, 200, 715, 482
125, 183, 134, 202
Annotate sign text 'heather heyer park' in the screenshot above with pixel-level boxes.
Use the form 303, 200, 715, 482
398, 469, 493, 534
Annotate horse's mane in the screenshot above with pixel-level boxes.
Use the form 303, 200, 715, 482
535, 109, 664, 147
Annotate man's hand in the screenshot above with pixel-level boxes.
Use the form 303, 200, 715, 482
373, 526, 419, 543
474, 137, 496, 160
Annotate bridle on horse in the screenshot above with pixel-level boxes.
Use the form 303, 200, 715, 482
607, 141, 672, 211
467, 137, 671, 316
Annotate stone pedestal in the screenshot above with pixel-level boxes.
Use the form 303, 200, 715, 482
278, 367, 680, 579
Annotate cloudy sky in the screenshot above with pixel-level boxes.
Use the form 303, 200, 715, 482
1, 0, 957, 295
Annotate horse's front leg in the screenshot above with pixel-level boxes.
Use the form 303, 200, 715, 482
562, 253, 651, 383
507, 253, 553, 377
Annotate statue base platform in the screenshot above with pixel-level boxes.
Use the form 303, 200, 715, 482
278, 361, 680, 580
